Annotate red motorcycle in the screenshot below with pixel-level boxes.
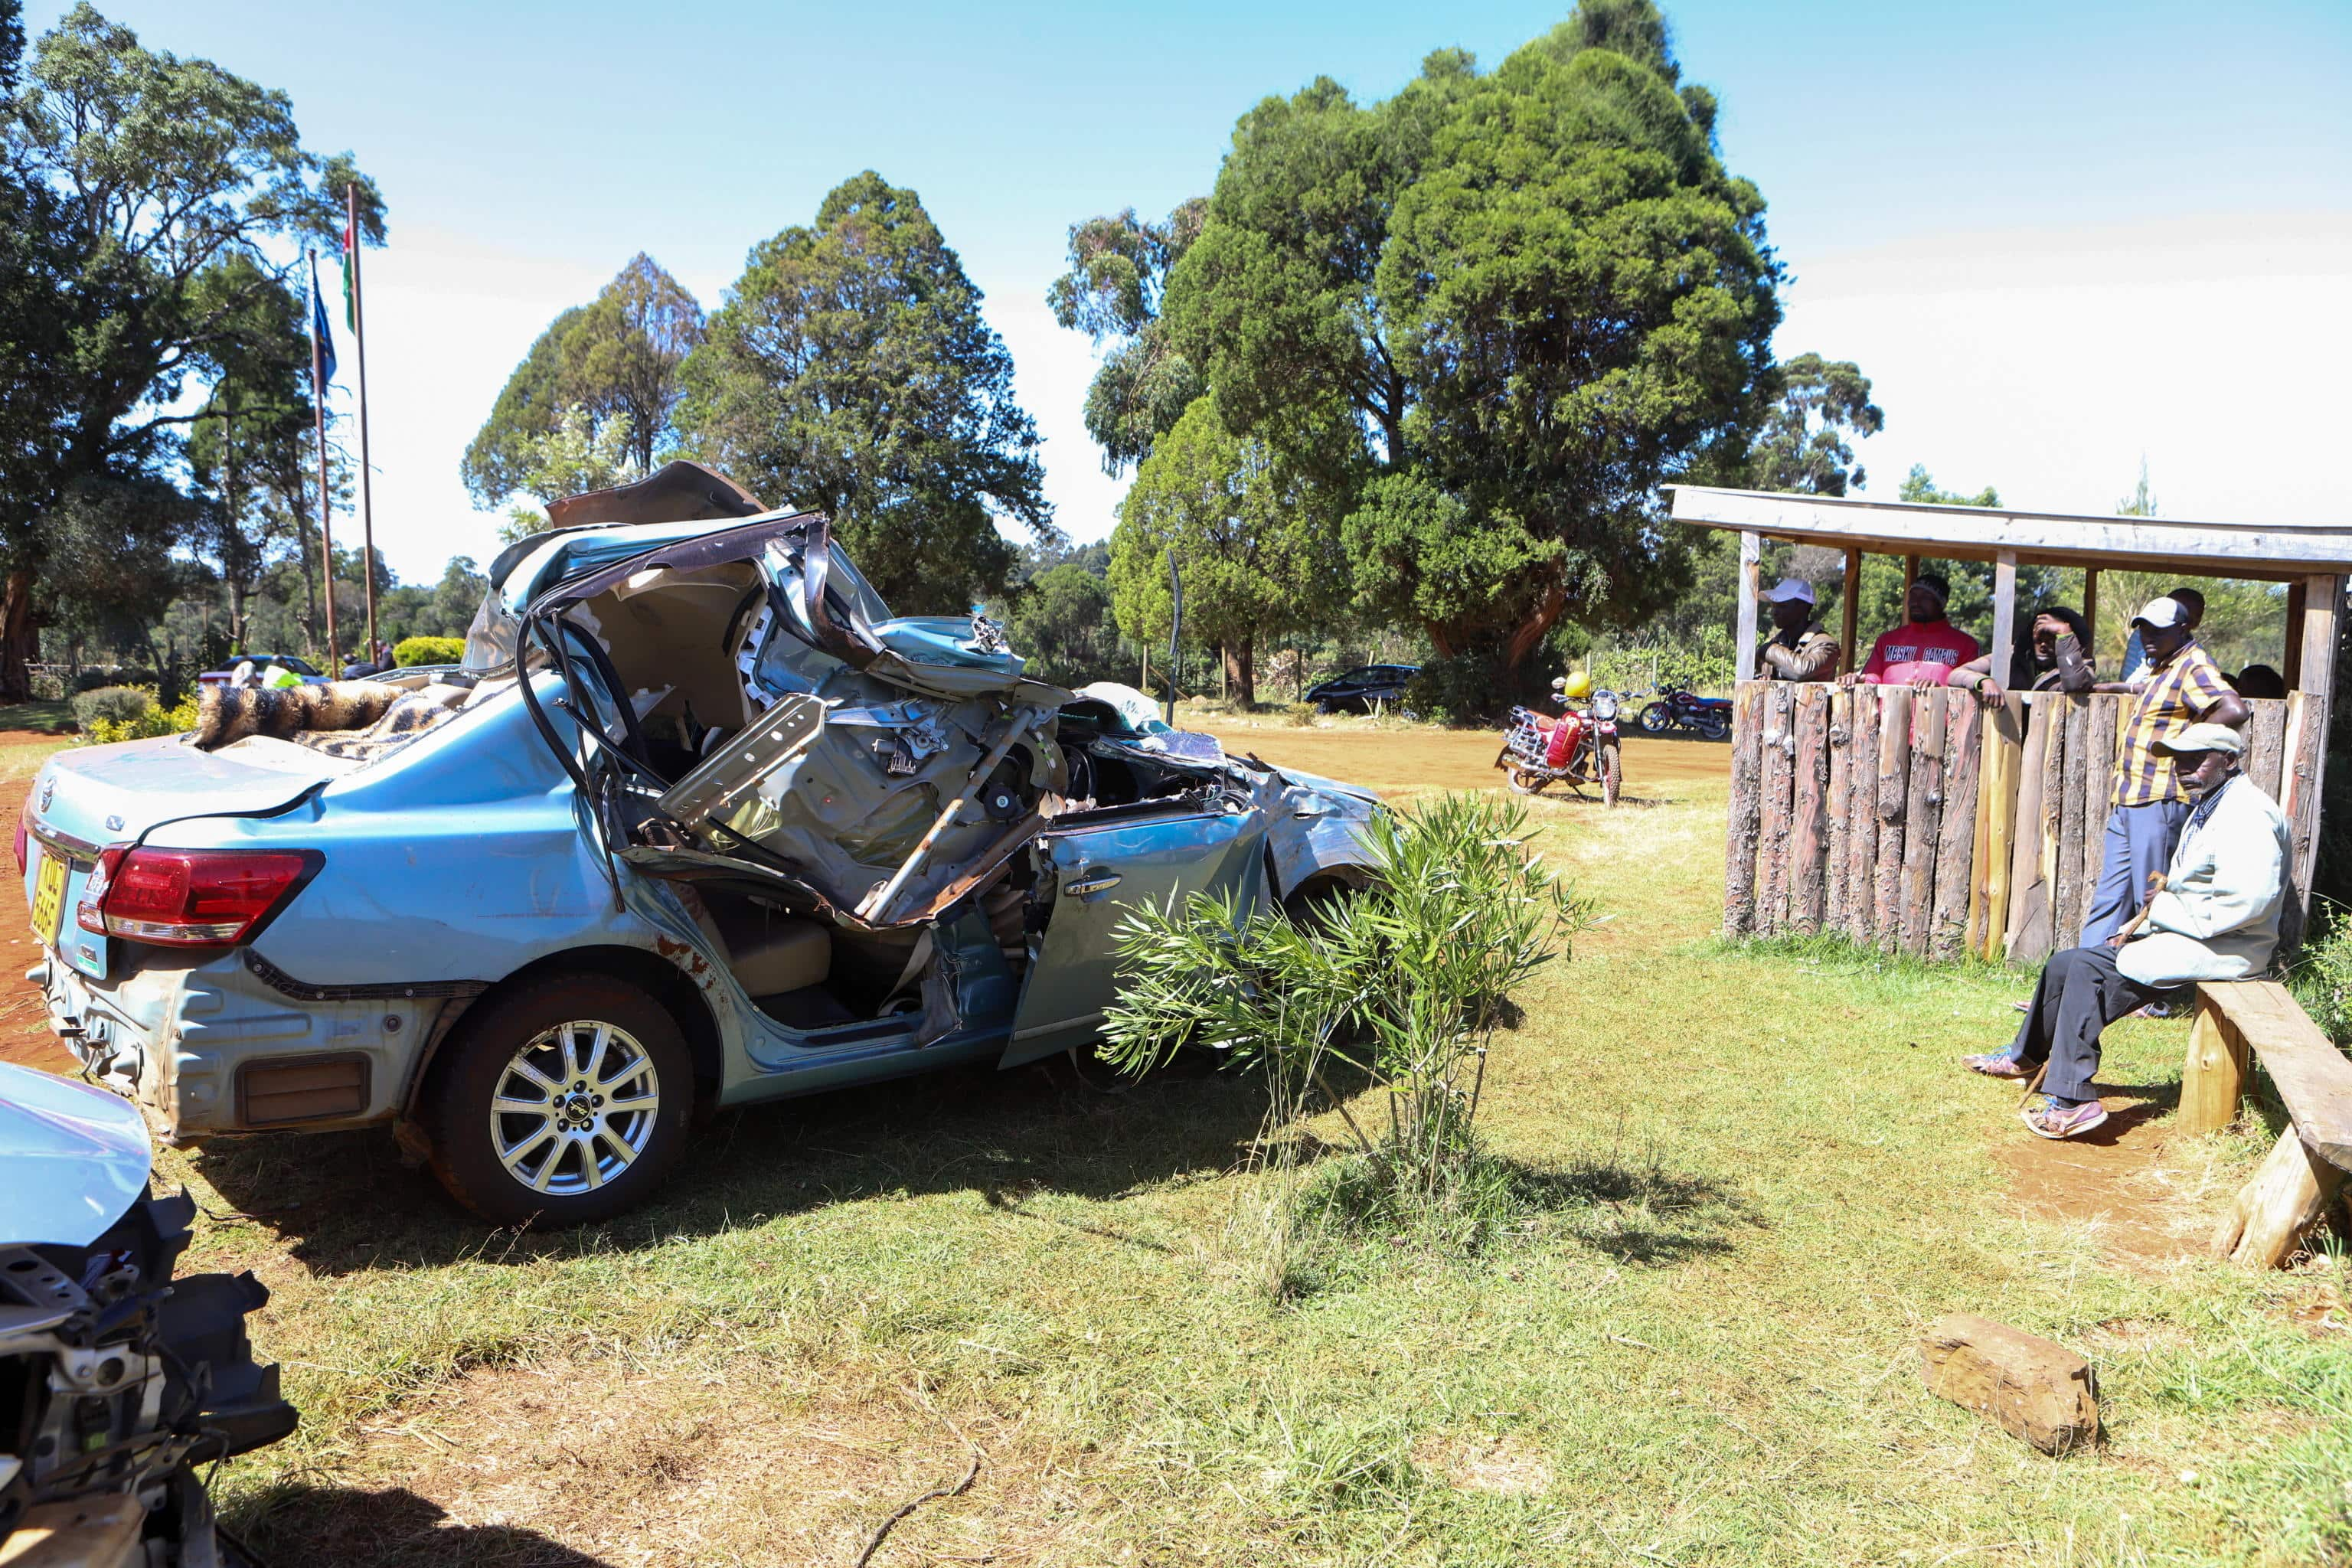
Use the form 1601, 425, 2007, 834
1496, 681, 1622, 805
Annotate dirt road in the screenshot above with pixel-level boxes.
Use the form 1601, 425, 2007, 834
1197, 719, 1730, 800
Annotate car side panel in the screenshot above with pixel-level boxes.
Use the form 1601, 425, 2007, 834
999, 808, 1263, 1069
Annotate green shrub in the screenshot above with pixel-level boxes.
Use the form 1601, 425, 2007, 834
394, 635, 466, 668
73, 685, 155, 731
2289, 900, 2352, 1052
1284, 701, 1319, 727
1103, 792, 1586, 1244
74, 686, 198, 745
28, 670, 64, 701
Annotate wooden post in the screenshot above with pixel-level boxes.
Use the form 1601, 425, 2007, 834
2281, 689, 2328, 952
1734, 530, 1762, 684
1990, 550, 2017, 689
2082, 569, 2099, 665
2293, 572, 2338, 704
1759, 680, 1797, 933
1903, 554, 1919, 607
1825, 688, 1852, 934
1839, 547, 1861, 677
1847, 686, 1880, 945
2283, 579, 2307, 691
2079, 694, 2120, 922
2246, 699, 2288, 802
1932, 696, 1982, 961
1976, 694, 2025, 961
1790, 684, 1831, 933
1723, 681, 1766, 939
2177, 993, 2249, 1138
1873, 687, 1912, 946
2053, 697, 2091, 946
1900, 688, 1949, 956
2209, 1125, 2348, 1269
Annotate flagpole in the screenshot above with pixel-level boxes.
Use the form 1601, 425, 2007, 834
306, 248, 338, 664
347, 185, 377, 662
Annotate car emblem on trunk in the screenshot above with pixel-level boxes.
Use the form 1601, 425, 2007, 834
38, 778, 53, 811
105, 814, 124, 832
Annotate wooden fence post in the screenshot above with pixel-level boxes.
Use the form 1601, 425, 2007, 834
2053, 697, 2091, 946
2004, 696, 2056, 964
2246, 698, 2288, 803
1847, 686, 1880, 945
1900, 688, 1949, 957
1722, 681, 1766, 939
1932, 696, 1982, 961
1825, 687, 1852, 934
1873, 687, 1912, 947
1791, 684, 1831, 933
1976, 694, 2025, 961
2281, 690, 2328, 952
2078, 694, 2120, 923
1759, 681, 1797, 934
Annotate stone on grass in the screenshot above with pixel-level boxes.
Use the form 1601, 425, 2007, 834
1919, 1312, 2099, 1455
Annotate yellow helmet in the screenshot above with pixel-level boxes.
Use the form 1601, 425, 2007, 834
1557, 671, 1593, 700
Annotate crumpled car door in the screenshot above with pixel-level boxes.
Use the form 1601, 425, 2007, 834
999, 805, 1265, 1069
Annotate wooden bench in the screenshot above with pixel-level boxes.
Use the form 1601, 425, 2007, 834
2179, 980, 2352, 1267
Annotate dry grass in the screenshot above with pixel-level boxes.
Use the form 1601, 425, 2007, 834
126, 753, 2352, 1566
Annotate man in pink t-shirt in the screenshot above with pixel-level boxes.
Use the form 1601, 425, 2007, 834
1838, 573, 1981, 690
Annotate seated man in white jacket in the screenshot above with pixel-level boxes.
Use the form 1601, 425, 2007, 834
1962, 722, 2291, 1139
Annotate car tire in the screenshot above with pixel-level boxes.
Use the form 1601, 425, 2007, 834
424, 974, 695, 1227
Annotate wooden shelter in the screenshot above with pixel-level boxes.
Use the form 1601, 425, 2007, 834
1665, 486, 2352, 964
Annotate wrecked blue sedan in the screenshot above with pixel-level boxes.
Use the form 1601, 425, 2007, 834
18, 466, 1379, 1223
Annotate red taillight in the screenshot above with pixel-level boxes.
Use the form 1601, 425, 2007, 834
77, 846, 314, 947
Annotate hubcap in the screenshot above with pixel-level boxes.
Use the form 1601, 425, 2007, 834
489, 1020, 661, 1197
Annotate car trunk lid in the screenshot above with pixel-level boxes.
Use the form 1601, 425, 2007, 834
26, 737, 333, 982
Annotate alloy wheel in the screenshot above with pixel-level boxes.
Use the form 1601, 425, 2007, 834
488, 1020, 662, 1196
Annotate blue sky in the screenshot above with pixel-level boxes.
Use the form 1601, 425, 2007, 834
24, 0, 2352, 582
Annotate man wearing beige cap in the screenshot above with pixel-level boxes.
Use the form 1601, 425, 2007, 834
1964, 722, 2288, 1138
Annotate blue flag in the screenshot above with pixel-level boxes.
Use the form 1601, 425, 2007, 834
308, 250, 337, 390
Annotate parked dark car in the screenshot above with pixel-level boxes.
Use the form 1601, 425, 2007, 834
195, 653, 325, 688
1306, 664, 1419, 714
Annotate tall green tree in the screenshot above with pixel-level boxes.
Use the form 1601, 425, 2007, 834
1047, 201, 1206, 474
678, 171, 1056, 612
1736, 353, 1884, 496
462, 253, 703, 505
1004, 563, 1119, 688
1107, 397, 1351, 704
1165, 3, 1782, 697
0, 2, 382, 695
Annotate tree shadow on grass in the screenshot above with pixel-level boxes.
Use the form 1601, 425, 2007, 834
1501, 1145, 1762, 1267
190, 1052, 1278, 1277
225, 1485, 616, 1566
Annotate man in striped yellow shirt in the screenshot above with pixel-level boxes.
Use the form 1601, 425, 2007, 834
2082, 596, 2247, 948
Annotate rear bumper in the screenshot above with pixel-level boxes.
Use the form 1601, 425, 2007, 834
29, 950, 440, 1142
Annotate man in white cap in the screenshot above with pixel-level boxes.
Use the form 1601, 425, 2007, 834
1757, 578, 1839, 681
2079, 595, 2246, 950
1965, 722, 2288, 1138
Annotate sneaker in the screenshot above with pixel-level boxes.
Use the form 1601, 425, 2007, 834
1962, 1050, 2032, 1079
2020, 1097, 2109, 1140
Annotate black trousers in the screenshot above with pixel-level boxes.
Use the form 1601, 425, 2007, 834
2006, 945, 2166, 1102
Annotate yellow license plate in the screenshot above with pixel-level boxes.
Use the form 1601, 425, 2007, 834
29, 851, 67, 947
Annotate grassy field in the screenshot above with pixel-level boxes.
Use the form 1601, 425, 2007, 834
56, 741, 2352, 1564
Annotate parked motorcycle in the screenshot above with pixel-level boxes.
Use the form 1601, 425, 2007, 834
1496, 687, 1622, 805
1637, 681, 1733, 740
